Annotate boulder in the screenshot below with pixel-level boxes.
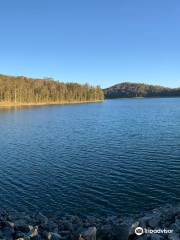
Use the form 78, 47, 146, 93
14, 231, 25, 239
97, 224, 112, 239
15, 219, 29, 232
129, 221, 139, 236
112, 224, 130, 240
1, 220, 15, 229
168, 232, 180, 240
48, 232, 62, 240
31, 226, 38, 237
148, 214, 161, 229
63, 221, 73, 231
35, 213, 48, 225
80, 227, 96, 240
174, 218, 180, 233
150, 234, 164, 240
1, 226, 14, 239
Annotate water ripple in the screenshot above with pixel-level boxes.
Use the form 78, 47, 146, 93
0, 98, 180, 215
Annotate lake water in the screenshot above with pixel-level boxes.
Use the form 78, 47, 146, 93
0, 98, 180, 216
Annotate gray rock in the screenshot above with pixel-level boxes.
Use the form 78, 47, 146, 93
29, 226, 38, 238
112, 224, 129, 240
161, 208, 175, 222
1, 226, 14, 239
129, 221, 139, 236
2, 220, 15, 228
48, 232, 62, 240
40, 230, 49, 239
30, 235, 42, 240
14, 231, 25, 239
150, 234, 164, 240
0, 209, 8, 221
80, 227, 96, 240
148, 214, 161, 229
168, 232, 180, 240
97, 224, 112, 239
1, 205, 180, 240
135, 235, 150, 240
15, 219, 29, 232
35, 213, 48, 225
139, 216, 151, 228
63, 221, 73, 231
59, 230, 70, 236
174, 218, 180, 233
46, 220, 58, 232
71, 215, 81, 224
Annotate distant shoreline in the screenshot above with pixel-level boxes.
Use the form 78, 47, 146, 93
103, 82, 180, 99
0, 100, 104, 108
105, 96, 180, 100
1, 97, 179, 108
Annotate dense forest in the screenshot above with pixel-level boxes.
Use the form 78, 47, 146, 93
104, 82, 180, 99
0, 74, 104, 105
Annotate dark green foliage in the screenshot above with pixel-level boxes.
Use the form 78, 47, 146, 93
0, 74, 104, 103
103, 82, 180, 99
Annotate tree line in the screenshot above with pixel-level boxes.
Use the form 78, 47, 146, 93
0, 75, 104, 104
103, 82, 180, 99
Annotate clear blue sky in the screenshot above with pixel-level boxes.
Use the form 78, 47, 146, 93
0, 0, 180, 88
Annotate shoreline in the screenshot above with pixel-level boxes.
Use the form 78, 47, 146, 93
0, 100, 104, 108
0, 204, 179, 239
105, 96, 180, 100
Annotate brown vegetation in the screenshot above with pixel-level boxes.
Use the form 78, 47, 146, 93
0, 74, 104, 106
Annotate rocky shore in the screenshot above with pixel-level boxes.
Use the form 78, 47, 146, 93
0, 204, 180, 240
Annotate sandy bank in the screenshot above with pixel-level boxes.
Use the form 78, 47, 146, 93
0, 100, 104, 108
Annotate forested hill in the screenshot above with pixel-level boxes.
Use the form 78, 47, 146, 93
103, 82, 180, 99
0, 74, 104, 105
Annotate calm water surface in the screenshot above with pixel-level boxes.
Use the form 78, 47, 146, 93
0, 98, 180, 216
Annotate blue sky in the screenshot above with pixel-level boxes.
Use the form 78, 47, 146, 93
0, 0, 180, 88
